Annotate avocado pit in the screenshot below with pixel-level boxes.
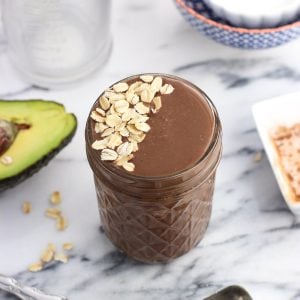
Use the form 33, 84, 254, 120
0, 119, 31, 156
0, 120, 17, 156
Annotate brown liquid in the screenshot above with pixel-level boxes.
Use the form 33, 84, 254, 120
91, 75, 214, 177
131, 76, 214, 176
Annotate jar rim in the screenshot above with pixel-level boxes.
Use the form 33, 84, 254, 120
86, 73, 222, 182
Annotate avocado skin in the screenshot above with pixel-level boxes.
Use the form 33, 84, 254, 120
0, 100, 77, 193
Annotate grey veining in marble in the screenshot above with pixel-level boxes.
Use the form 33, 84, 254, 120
1, 1, 300, 300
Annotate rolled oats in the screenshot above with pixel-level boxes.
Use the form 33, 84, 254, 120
128, 81, 143, 93
106, 115, 122, 128
54, 253, 68, 263
115, 154, 134, 166
123, 162, 135, 172
122, 108, 137, 122
22, 201, 32, 214
95, 123, 108, 134
128, 114, 149, 124
63, 243, 74, 251
135, 122, 151, 133
0, 155, 13, 165
107, 133, 122, 149
135, 83, 150, 95
135, 102, 150, 114
114, 100, 129, 113
41, 245, 55, 263
120, 128, 130, 137
45, 207, 61, 219
28, 262, 43, 272
131, 95, 140, 105
90, 111, 105, 123
90, 75, 174, 172
56, 216, 68, 231
160, 83, 174, 95
104, 91, 125, 101
108, 105, 119, 116
125, 92, 139, 105
92, 138, 109, 150
50, 191, 61, 205
140, 75, 154, 83
28, 241, 74, 272
99, 96, 110, 111
101, 149, 118, 161
153, 96, 162, 111
117, 142, 134, 156
127, 124, 142, 136
128, 132, 146, 143
101, 127, 114, 137
131, 141, 139, 152
115, 122, 126, 132
141, 87, 155, 103
48, 243, 56, 252
113, 82, 129, 93
151, 76, 163, 92
96, 107, 106, 117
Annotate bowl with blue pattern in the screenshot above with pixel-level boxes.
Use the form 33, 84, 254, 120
175, 0, 300, 49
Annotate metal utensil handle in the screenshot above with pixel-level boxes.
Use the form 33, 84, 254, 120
0, 274, 67, 300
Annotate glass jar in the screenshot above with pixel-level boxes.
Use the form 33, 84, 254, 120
0, 0, 5, 52
85, 75, 222, 263
2, 0, 111, 87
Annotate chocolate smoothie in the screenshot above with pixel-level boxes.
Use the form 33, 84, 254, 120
131, 76, 214, 176
86, 74, 222, 263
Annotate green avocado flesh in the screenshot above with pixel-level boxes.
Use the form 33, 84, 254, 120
0, 100, 77, 192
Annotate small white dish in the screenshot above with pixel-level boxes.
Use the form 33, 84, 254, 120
204, 0, 300, 28
252, 91, 300, 216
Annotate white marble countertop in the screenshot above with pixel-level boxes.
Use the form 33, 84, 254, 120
1, 1, 300, 299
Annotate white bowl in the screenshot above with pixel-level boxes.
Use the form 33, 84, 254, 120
204, 0, 300, 28
252, 92, 300, 216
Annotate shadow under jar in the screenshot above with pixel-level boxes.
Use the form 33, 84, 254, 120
86, 74, 222, 263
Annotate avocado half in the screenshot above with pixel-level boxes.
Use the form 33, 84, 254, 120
0, 100, 77, 192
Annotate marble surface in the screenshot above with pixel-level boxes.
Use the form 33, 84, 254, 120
1, 1, 300, 299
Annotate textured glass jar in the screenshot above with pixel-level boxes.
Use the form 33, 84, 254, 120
86, 75, 222, 263
2, 0, 111, 87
